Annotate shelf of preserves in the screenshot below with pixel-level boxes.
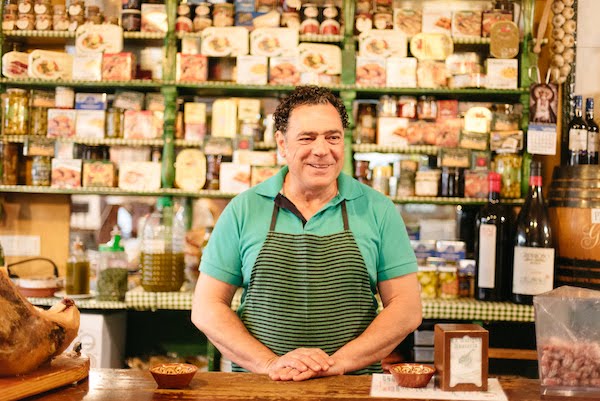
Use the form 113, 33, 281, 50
349, 87, 529, 96
254, 141, 277, 150
352, 144, 439, 155
27, 290, 534, 321
2, 30, 166, 40
0, 78, 165, 88
390, 196, 524, 205
3, 135, 164, 147
0, 185, 238, 198
299, 34, 343, 43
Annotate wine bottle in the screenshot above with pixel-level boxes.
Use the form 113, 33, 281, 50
474, 172, 513, 301
586, 97, 599, 165
568, 96, 588, 166
511, 161, 555, 305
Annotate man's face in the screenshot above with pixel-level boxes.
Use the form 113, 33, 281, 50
275, 103, 345, 193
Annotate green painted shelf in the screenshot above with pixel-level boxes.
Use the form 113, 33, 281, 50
390, 196, 524, 206
0, 78, 164, 88
352, 144, 439, 155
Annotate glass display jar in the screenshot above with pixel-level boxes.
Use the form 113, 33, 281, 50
29, 106, 48, 136
354, 103, 376, 144
31, 155, 51, 186
65, 237, 90, 296
2, 88, 29, 135
492, 150, 522, 198
491, 103, 520, 131
438, 266, 459, 299
0, 141, 19, 185
97, 228, 129, 301
417, 265, 438, 299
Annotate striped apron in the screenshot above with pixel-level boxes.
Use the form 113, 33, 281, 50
236, 200, 380, 374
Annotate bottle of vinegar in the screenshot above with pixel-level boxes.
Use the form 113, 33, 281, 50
586, 97, 599, 165
568, 96, 588, 166
511, 161, 554, 305
474, 172, 513, 301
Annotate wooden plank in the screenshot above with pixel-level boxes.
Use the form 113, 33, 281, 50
489, 347, 538, 361
0, 355, 89, 401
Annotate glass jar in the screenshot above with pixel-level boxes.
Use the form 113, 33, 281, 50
31, 155, 51, 186
417, 95, 437, 120
415, 170, 441, 196
105, 107, 124, 138
492, 150, 522, 198
355, 103, 376, 144
29, 106, 48, 136
97, 229, 129, 301
458, 259, 475, 298
204, 154, 222, 190
354, 160, 371, 185
438, 266, 459, 299
371, 165, 392, 194
417, 265, 438, 299
2, 88, 29, 135
0, 141, 19, 185
140, 198, 185, 292
491, 103, 520, 131
65, 237, 90, 296
377, 95, 397, 117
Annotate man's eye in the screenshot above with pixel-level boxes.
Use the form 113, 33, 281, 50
327, 136, 342, 143
299, 137, 313, 142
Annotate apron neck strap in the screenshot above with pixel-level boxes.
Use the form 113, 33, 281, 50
270, 198, 349, 231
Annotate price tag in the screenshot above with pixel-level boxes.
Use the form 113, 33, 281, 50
527, 123, 557, 155
592, 209, 600, 224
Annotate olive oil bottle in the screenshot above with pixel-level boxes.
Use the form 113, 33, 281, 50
65, 237, 90, 295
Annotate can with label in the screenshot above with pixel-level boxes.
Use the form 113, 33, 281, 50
193, 2, 212, 31
354, 12, 372, 35
300, 2, 320, 34
373, 9, 393, 30
212, 3, 233, 27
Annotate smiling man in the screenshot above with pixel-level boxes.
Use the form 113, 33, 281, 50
192, 86, 421, 381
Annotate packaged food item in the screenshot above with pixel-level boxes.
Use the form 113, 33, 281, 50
485, 58, 518, 89
415, 170, 441, 196
250, 27, 298, 57
219, 162, 251, 193
416, 60, 447, 88
82, 161, 115, 187
184, 102, 207, 141
251, 166, 280, 187
359, 29, 407, 58
102, 53, 135, 81
47, 108, 76, 138
393, 9, 421, 36
436, 240, 466, 264
376, 116, 409, 146
464, 106, 492, 134
71, 53, 102, 81
123, 110, 161, 139
1, 141, 19, 184
490, 21, 520, 59
411, 240, 437, 263
451, 11, 481, 38
2, 88, 29, 135
211, 99, 237, 138
118, 161, 161, 191
458, 259, 475, 297
212, 2, 234, 27
385, 57, 417, 88
121, 9, 141, 31
2, 51, 29, 79
236, 55, 268, 85
75, 110, 105, 139
141, 3, 167, 32
491, 150, 521, 198
490, 130, 523, 152
201, 27, 249, 57
438, 266, 459, 299
445, 52, 481, 75
75, 24, 124, 54
30, 155, 51, 186
482, 8, 513, 37
373, 8, 393, 30
356, 56, 386, 87
51, 158, 82, 188
114, 90, 145, 111
459, 130, 488, 150
269, 56, 300, 85
298, 43, 341, 75
440, 166, 465, 197
417, 95, 437, 119
354, 12, 373, 35
28, 50, 73, 80
421, 9, 451, 35
176, 53, 208, 82
417, 265, 438, 299
491, 103, 520, 131
410, 33, 453, 61
174, 149, 206, 191
97, 229, 128, 301
397, 96, 417, 118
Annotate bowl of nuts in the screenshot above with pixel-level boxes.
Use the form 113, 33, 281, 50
389, 363, 435, 388
150, 363, 198, 389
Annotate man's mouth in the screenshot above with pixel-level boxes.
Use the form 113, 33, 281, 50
308, 163, 332, 169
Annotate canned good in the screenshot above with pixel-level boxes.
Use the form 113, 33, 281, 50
29, 106, 48, 136
417, 96, 437, 120
492, 150, 521, 198
31, 155, 51, 186
438, 266, 459, 299
417, 265, 438, 299
105, 108, 124, 138
121, 9, 141, 31
212, 3, 233, 27
2, 88, 29, 135
35, 14, 52, 30
0, 141, 19, 185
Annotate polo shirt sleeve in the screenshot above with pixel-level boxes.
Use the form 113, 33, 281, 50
199, 201, 243, 287
377, 202, 418, 281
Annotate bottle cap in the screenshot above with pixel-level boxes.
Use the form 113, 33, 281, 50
530, 160, 542, 176
157, 196, 173, 209
99, 226, 124, 252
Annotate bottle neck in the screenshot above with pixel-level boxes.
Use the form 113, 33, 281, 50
586, 108, 594, 120
575, 108, 583, 118
528, 175, 544, 200
488, 190, 500, 203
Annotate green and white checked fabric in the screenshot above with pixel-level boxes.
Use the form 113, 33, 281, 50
29, 288, 533, 322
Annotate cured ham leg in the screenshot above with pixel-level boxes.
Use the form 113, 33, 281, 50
0, 267, 80, 376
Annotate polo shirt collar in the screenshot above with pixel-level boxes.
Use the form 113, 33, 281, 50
255, 165, 364, 201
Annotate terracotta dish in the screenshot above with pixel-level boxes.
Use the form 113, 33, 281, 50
150, 363, 198, 389
389, 363, 435, 388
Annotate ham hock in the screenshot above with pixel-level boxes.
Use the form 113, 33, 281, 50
0, 267, 80, 376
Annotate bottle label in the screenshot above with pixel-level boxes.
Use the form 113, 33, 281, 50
144, 239, 165, 254
569, 128, 588, 151
529, 176, 542, 186
512, 246, 555, 295
588, 130, 599, 153
478, 224, 497, 289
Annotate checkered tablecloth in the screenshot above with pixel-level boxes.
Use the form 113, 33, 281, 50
29, 289, 533, 322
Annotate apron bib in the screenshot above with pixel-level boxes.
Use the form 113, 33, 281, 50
236, 200, 380, 374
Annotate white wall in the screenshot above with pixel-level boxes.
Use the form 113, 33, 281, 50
575, 0, 600, 119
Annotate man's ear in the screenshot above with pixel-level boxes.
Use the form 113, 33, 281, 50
275, 130, 286, 157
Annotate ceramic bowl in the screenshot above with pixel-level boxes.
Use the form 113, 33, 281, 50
389, 363, 435, 388
150, 363, 198, 389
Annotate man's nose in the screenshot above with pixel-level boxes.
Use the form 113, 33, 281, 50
311, 136, 329, 154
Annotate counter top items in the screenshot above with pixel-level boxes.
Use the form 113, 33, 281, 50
149, 363, 198, 389
534, 286, 600, 397
389, 363, 436, 388
13, 370, 591, 401
434, 323, 489, 391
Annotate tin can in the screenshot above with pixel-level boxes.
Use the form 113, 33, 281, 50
35, 13, 52, 29
300, 2, 319, 34
121, 9, 141, 31
212, 3, 233, 27
354, 12, 372, 35
2, 88, 29, 135
31, 155, 51, 186
33, 0, 51, 15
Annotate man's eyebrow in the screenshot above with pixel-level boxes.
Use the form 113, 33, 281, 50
297, 129, 343, 136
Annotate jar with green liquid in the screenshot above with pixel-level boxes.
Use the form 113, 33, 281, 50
65, 237, 90, 295
97, 228, 129, 301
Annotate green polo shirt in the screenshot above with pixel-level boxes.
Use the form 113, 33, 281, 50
200, 166, 417, 290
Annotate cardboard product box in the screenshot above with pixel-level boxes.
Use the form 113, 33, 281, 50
251, 165, 280, 187
51, 158, 82, 189
434, 323, 489, 391
485, 58, 518, 89
376, 117, 410, 146
184, 102, 207, 141
118, 161, 161, 191
114, 91, 145, 111
359, 29, 408, 58
236, 55, 268, 85
47, 108, 76, 138
416, 60, 448, 88
385, 57, 417, 88
75, 93, 107, 110
219, 162, 251, 193
123, 110, 161, 139
102, 53, 135, 81
464, 170, 488, 198
141, 3, 167, 33
174, 149, 206, 191
422, 9, 452, 35
356, 56, 386, 87
233, 150, 277, 166
393, 9, 422, 36
82, 161, 116, 187
201, 27, 249, 57
71, 54, 102, 81
269, 56, 300, 85
176, 53, 208, 82
75, 110, 105, 139
451, 11, 482, 38
250, 28, 298, 57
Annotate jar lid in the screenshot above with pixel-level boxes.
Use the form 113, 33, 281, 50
121, 9, 141, 15
417, 265, 437, 272
438, 266, 458, 273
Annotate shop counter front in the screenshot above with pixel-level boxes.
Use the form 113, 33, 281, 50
19, 370, 592, 401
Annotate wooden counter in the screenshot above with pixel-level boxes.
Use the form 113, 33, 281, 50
21, 371, 592, 401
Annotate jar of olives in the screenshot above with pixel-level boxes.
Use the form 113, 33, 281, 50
492, 150, 521, 198
437, 266, 459, 299
417, 265, 438, 299
31, 155, 51, 186
2, 88, 29, 135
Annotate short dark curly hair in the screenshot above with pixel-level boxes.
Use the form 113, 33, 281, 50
273, 86, 349, 134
